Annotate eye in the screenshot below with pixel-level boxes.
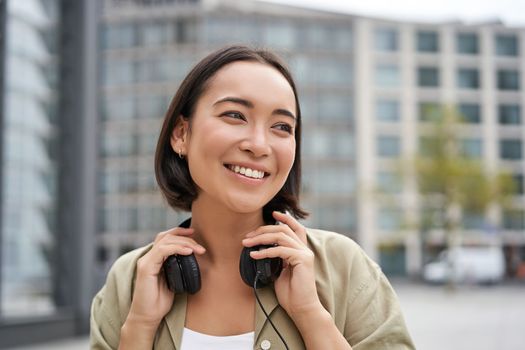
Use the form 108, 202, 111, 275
222, 111, 246, 120
273, 123, 294, 134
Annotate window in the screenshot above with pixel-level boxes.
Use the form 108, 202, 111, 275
101, 130, 138, 157
316, 204, 356, 230
462, 211, 486, 230
456, 32, 478, 54
136, 94, 168, 119
418, 67, 439, 87
377, 136, 400, 157
175, 18, 197, 44
503, 209, 525, 230
460, 139, 482, 158
103, 60, 135, 86
512, 174, 524, 194
496, 34, 518, 56
102, 23, 136, 49
419, 102, 441, 122
497, 70, 520, 90
457, 68, 479, 89
458, 103, 481, 123
303, 24, 353, 51
139, 22, 172, 47
101, 95, 135, 120
378, 207, 403, 231
136, 58, 176, 83
375, 28, 398, 51
417, 30, 439, 52
318, 93, 352, 120
375, 64, 400, 87
317, 167, 355, 194
303, 130, 355, 158
500, 139, 522, 160
418, 136, 439, 157
138, 132, 159, 155
263, 22, 296, 49
499, 104, 521, 125
377, 171, 402, 193
317, 59, 353, 85
376, 99, 400, 122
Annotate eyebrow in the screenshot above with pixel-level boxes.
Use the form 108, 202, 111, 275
213, 96, 296, 121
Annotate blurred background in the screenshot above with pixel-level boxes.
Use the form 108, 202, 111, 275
0, 0, 524, 349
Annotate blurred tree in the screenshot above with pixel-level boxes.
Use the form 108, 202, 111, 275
400, 105, 516, 285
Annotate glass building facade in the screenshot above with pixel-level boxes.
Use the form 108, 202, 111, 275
0, 0, 98, 347
1, 0, 60, 319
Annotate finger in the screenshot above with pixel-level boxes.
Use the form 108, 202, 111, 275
272, 211, 307, 243
138, 244, 198, 275
157, 235, 206, 254
242, 232, 300, 249
249, 245, 309, 263
154, 227, 194, 243
245, 223, 295, 239
272, 211, 302, 232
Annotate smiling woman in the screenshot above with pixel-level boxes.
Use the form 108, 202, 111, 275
90, 45, 415, 350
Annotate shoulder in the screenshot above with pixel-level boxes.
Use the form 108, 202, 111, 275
305, 228, 415, 348
91, 245, 153, 333
306, 227, 378, 272
106, 244, 153, 284
306, 227, 362, 255
305, 227, 382, 302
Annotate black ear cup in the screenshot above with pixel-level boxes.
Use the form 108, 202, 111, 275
178, 253, 201, 294
239, 245, 283, 288
163, 218, 201, 294
163, 253, 201, 294
164, 255, 185, 293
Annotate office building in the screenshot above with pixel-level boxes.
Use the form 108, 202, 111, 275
0, 0, 98, 347
98, 0, 525, 281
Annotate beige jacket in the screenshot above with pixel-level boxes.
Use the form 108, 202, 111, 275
90, 228, 415, 349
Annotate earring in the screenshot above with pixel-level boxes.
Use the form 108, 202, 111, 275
178, 148, 184, 159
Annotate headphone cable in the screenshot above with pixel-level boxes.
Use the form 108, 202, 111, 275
253, 273, 289, 350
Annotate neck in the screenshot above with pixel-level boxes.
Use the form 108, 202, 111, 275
188, 197, 265, 266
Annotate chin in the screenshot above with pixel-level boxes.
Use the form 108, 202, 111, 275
224, 196, 270, 215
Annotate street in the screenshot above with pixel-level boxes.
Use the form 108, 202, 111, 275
7, 281, 525, 350
393, 280, 525, 350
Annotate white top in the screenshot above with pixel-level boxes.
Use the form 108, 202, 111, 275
180, 327, 254, 350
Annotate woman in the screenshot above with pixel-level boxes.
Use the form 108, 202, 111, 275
90, 45, 415, 350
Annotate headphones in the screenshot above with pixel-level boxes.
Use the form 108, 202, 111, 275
163, 218, 283, 294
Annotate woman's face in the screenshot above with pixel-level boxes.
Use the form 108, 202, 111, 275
176, 61, 297, 215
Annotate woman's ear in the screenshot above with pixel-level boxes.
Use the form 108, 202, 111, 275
170, 117, 189, 157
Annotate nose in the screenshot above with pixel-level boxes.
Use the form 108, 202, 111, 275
239, 126, 271, 158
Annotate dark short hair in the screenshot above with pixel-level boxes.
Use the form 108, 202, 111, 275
154, 45, 308, 221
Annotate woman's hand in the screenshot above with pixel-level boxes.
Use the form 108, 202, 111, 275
126, 227, 206, 328
242, 211, 323, 320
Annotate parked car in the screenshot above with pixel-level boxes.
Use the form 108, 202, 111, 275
423, 246, 505, 284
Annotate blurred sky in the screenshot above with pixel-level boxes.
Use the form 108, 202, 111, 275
268, 0, 525, 27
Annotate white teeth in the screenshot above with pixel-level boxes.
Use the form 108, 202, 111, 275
228, 165, 265, 179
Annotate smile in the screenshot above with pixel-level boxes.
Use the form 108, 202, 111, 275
225, 164, 268, 179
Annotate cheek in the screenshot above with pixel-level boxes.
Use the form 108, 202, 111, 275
277, 140, 296, 174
